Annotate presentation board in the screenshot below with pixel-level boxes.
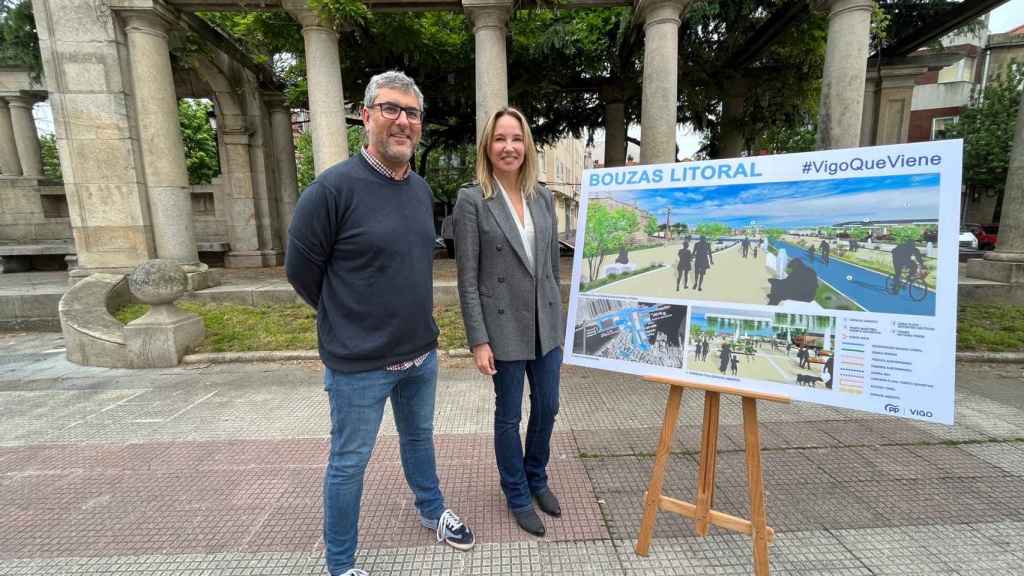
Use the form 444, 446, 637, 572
564, 140, 962, 424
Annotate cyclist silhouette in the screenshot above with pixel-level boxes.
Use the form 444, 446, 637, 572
890, 239, 925, 294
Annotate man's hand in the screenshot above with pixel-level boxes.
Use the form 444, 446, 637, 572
472, 343, 497, 376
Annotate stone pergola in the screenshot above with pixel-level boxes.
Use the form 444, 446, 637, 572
0, 68, 45, 178
23, 0, 876, 279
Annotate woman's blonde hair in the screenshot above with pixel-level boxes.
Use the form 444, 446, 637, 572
475, 107, 539, 200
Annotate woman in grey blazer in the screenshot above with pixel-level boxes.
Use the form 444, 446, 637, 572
454, 107, 563, 537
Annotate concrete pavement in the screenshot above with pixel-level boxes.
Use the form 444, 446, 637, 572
2, 331, 1024, 574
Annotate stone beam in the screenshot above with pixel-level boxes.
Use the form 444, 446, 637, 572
815, 0, 873, 150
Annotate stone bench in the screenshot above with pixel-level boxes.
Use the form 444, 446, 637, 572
0, 242, 76, 273
59, 273, 132, 368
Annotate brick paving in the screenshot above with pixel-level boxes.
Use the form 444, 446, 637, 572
2, 331, 1024, 574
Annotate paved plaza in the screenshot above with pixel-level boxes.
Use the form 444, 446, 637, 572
591, 242, 774, 305
2, 331, 1024, 575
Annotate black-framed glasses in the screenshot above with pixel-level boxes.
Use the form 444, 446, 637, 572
370, 102, 423, 124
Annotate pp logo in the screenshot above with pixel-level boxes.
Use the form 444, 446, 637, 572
884, 404, 900, 414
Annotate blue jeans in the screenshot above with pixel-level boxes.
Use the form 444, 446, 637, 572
492, 346, 562, 512
322, 351, 445, 575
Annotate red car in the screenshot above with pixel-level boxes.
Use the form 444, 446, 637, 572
965, 223, 999, 250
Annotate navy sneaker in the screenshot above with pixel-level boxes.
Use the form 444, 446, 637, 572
424, 509, 475, 551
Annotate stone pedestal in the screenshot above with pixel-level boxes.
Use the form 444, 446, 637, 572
0, 99, 22, 176
464, 0, 512, 142
816, 0, 873, 150
638, 0, 688, 164
124, 259, 204, 368
123, 10, 200, 266
6, 95, 43, 177
966, 258, 1024, 285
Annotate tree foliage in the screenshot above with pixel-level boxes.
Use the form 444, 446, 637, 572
0, 0, 41, 79
39, 132, 61, 181
178, 99, 220, 185
583, 203, 640, 281
944, 60, 1023, 195
694, 222, 731, 240
890, 225, 923, 245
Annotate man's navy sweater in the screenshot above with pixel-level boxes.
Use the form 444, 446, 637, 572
285, 153, 438, 373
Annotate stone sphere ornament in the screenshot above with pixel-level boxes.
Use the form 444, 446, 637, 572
128, 259, 188, 305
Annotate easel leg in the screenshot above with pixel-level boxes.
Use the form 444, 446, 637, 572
742, 397, 770, 576
636, 385, 684, 556
694, 391, 720, 536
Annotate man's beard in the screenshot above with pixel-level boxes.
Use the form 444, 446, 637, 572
375, 130, 416, 165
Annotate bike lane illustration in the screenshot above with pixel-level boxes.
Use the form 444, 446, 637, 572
770, 239, 936, 316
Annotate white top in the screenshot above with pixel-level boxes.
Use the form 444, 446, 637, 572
496, 180, 535, 271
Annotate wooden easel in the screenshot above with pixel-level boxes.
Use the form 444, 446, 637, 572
635, 376, 791, 576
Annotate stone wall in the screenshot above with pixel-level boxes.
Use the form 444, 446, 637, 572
0, 177, 72, 243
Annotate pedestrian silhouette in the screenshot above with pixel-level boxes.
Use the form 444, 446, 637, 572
766, 259, 819, 305
692, 235, 714, 291
730, 354, 739, 375
807, 244, 816, 264
824, 354, 834, 389
676, 241, 692, 291
718, 343, 731, 374
741, 235, 750, 258
819, 240, 830, 265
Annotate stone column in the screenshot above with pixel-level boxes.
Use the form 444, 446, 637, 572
816, 0, 873, 150
0, 98, 22, 176
719, 78, 749, 158
6, 95, 43, 177
986, 89, 1024, 262
638, 0, 688, 165
268, 97, 300, 253
123, 11, 199, 265
285, 5, 348, 175
874, 65, 927, 145
464, 0, 512, 142
220, 126, 263, 268
604, 92, 627, 167
860, 69, 880, 146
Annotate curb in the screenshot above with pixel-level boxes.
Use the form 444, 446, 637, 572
181, 349, 1024, 365
182, 348, 476, 365
955, 351, 1024, 364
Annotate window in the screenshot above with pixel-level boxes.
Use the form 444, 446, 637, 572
937, 58, 974, 83
931, 116, 958, 140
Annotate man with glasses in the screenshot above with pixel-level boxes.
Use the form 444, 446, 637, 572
286, 70, 474, 576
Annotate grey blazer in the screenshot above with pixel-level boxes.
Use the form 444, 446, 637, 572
454, 182, 562, 361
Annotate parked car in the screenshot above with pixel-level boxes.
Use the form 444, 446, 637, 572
959, 226, 979, 250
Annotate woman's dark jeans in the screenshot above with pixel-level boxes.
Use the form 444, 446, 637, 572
492, 345, 562, 512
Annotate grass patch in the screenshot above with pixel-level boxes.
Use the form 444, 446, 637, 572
114, 301, 470, 353
814, 281, 863, 311
957, 304, 1024, 352
580, 264, 662, 292
435, 305, 467, 350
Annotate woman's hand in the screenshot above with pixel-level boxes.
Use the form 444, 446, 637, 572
472, 343, 497, 376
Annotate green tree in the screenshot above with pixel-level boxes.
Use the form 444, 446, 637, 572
890, 225, 922, 245
0, 0, 42, 80
694, 222, 731, 240
178, 99, 220, 185
846, 227, 870, 241
39, 132, 61, 181
296, 130, 314, 190
644, 216, 659, 237
764, 227, 786, 241
944, 60, 1023, 196
583, 203, 640, 281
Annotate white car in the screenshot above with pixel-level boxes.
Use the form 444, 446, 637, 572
959, 227, 978, 250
